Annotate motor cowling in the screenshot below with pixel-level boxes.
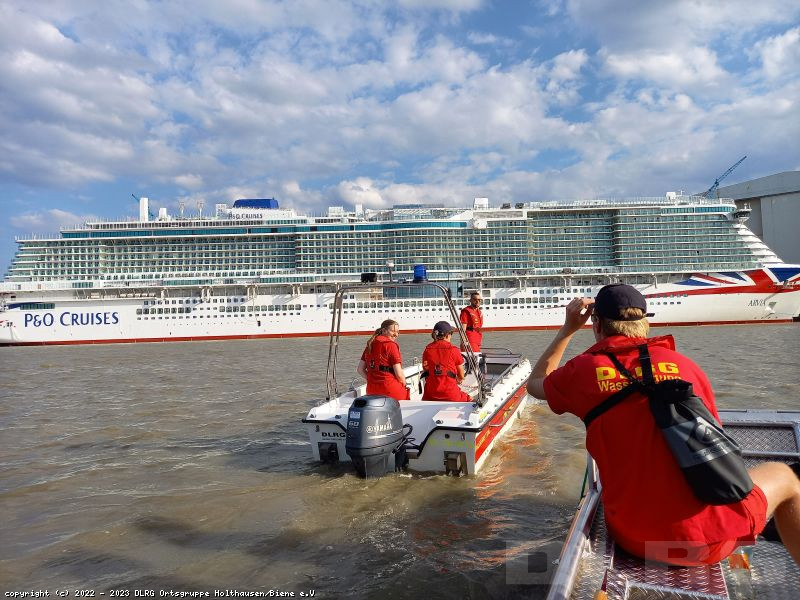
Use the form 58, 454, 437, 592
345, 395, 405, 478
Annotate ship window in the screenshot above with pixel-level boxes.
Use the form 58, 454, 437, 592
13, 302, 55, 310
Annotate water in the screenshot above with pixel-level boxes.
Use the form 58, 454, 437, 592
1, 325, 798, 597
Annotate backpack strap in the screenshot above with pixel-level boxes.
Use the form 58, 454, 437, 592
582, 345, 653, 428
582, 383, 641, 428
637, 343, 655, 386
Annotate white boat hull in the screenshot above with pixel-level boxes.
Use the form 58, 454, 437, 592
303, 357, 532, 476
1, 267, 799, 345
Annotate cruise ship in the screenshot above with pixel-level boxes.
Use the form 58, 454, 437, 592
1, 194, 799, 346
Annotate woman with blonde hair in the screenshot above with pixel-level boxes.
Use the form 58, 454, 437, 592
357, 319, 409, 400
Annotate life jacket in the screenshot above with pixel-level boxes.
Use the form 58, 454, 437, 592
364, 335, 409, 401
461, 306, 483, 332
422, 340, 466, 402
460, 305, 483, 351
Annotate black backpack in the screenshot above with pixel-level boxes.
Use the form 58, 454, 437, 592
582, 344, 753, 505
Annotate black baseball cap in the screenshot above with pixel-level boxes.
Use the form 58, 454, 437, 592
433, 321, 456, 335
594, 284, 647, 321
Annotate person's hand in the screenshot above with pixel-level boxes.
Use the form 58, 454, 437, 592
561, 297, 593, 335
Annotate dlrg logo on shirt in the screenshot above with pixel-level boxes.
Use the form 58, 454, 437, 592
595, 361, 681, 391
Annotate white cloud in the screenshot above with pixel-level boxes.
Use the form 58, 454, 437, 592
602, 46, 728, 90
10, 209, 96, 234
174, 174, 204, 189
544, 49, 588, 105
549, 49, 587, 81
398, 0, 484, 11
566, 0, 800, 53
754, 27, 800, 79
337, 177, 388, 208
537, 0, 565, 18
467, 32, 513, 47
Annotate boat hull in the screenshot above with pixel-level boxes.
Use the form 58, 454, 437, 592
2, 267, 798, 346
304, 359, 532, 476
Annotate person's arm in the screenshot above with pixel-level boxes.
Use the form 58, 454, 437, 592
357, 359, 368, 380
456, 363, 466, 383
526, 297, 593, 399
392, 363, 407, 386
389, 342, 407, 386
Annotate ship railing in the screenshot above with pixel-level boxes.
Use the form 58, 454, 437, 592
530, 195, 734, 209
0, 280, 83, 292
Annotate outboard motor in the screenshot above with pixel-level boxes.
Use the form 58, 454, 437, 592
345, 395, 406, 478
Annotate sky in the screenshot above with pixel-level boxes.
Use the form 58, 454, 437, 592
1, 0, 799, 272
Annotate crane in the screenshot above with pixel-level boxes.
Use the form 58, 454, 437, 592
701, 155, 746, 198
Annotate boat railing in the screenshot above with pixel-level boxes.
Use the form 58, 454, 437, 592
546, 456, 602, 600
325, 281, 486, 405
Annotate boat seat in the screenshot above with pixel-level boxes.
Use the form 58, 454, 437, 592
575, 505, 729, 600
579, 508, 799, 600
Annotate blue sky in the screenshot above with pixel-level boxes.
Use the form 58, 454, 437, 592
1, 0, 799, 272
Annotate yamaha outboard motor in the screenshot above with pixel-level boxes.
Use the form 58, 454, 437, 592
345, 395, 406, 478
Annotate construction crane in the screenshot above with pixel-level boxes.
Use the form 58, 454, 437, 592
701, 155, 746, 198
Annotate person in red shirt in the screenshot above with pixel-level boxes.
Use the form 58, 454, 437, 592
526, 284, 800, 567
421, 321, 471, 402
460, 292, 483, 352
357, 319, 409, 401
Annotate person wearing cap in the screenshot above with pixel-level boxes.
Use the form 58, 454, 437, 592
421, 321, 471, 402
525, 284, 800, 567
460, 292, 484, 352
357, 319, 409, 401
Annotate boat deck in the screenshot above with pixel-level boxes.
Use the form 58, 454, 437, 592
550, 409, 800, 600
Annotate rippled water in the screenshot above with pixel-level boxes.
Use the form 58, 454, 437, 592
1, 325, 798, 598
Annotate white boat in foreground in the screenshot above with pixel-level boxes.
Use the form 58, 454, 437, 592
302, 281, 532, 476
547, 409, 800, 600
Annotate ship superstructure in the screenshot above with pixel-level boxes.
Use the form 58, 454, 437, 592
1, 195, 798, 345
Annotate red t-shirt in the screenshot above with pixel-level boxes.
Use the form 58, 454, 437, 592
361, 335, 408, 401
460, 306, 483, 352
544, 335, 761, 558
422, 340, 469, 402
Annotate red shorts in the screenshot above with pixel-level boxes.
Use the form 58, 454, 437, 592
617, 485, 769, 566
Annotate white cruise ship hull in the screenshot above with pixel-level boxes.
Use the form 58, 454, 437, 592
2, 267, 798, 346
